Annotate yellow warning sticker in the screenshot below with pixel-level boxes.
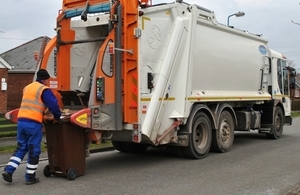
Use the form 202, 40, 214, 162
76, 113, 87, 125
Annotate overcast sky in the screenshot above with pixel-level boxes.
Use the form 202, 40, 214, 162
0, 0, 300, 69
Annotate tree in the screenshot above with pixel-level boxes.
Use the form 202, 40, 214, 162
287, 60, 300, 80
288, 60, 297, 68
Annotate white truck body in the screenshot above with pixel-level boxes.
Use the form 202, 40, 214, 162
137, 3, 291, 145
40, 0, 292, 159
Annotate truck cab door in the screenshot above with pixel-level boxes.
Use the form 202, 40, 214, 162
277, 59, 291, 117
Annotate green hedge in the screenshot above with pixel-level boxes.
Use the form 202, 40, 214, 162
0, 114, 17, 135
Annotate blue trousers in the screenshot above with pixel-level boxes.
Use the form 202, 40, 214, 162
4, 120, 43, 182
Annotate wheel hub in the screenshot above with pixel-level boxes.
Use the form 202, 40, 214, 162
275, 115, 282, 130
221, 121, 230, 142
195, 124, 207, 148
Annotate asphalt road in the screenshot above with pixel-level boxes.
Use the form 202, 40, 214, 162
1, 118, 300, 195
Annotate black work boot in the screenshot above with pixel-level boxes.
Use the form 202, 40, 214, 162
2, 171, 12, 183
26, 177, 39, 185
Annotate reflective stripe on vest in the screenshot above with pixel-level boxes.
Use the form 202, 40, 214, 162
17, 82, 48, 123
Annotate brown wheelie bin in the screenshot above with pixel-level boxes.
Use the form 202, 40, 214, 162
43, 118, 86, 180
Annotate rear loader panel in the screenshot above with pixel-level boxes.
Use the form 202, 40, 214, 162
138, 4, 191, 143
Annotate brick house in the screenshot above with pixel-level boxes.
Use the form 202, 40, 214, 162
0, 58, 11, 113
0, 36, 50, 113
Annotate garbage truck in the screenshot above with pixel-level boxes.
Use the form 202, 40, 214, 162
37, 0, 292, 159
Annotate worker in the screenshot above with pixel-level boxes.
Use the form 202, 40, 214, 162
2, 69, 61, 185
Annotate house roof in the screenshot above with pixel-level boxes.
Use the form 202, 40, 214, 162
0, 36, 50, 71
0, 57, 12, 69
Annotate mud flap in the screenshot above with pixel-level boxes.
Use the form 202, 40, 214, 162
285, 116, 292, 125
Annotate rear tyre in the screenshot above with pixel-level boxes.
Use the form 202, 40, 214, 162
182, 112, 212, 159
266, 107, 283, 139
211, 111, 234, 153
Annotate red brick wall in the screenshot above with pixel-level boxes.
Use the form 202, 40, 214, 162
7, 73, 34, 111
0, 68, 8, 113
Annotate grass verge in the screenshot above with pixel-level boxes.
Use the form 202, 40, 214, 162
0, 143, 47, 154
0, 140, 112, 154
90, 141, 113, 149
291, 111, 300, 117
0, 145, 17, 153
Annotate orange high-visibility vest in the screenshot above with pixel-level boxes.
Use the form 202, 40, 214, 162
17, 82, 48, 123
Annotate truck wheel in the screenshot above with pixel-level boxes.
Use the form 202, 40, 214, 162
211, 111, 234, 153
266, 107, 283, 139
182, 112, 212, 159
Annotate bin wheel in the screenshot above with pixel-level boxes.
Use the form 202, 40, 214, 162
67, 167, 77, 180
43, 165, 52, 177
